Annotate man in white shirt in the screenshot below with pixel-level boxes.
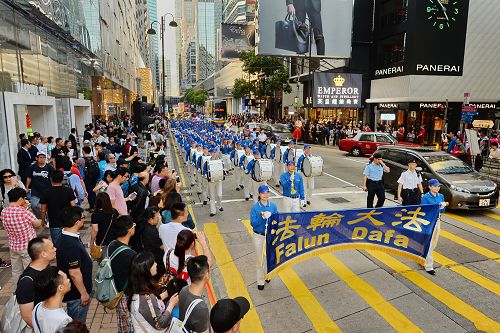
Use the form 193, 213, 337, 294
397, 159, 423, 206
159, 202, 190, 251
36, 137, 48, 157
32, 266, 72, 333
489, 142, 500, 160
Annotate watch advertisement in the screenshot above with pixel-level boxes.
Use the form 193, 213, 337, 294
256, 0, 353, 58
313, 73, 363, 108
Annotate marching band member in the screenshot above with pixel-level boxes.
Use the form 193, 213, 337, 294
297, 144, 314, 206
197, 145, 210, 205
239, 145, 253, 201
186, 141, 196, 182
250, 185, 278, 290
192, 144, 203, 190
221, 139, 233, 173
280, 160, 305, 212
246, 150, 267, 203
205, 147, 224, 217
271, 138, 284, 187
282, 140, 295, 165
231, 141, 244, 191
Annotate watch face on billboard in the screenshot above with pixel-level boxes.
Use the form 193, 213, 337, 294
256, 0, 353, 58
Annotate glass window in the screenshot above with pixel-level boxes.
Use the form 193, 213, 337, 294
376, 134, 393, 143
359, 134, 374, 142
387, 151, 408, 165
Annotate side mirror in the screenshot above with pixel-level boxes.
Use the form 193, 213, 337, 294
416, 167, 423, 172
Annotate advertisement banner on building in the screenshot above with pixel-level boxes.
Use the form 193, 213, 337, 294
256, 0, 353, 58
313, 73, 362, 108
220, 23, 256, 60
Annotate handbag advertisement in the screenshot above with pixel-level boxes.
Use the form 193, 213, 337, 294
257, 0, 353, 58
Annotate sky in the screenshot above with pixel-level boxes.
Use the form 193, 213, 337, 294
157, 0, 178, 95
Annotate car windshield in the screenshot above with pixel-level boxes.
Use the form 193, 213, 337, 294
424, 155, 474, 174
271, 124, 291, 133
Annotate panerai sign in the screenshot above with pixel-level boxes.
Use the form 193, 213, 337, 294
313, 73, 362, 108
13, 82, 48, 96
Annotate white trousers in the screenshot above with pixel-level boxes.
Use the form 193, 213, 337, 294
201, 177, 208, 202
222, 154, 231, 171
283, 196, 300, 212
303, 174, 315, 202
191, 165, 197, 187
234, 167, 243, 188
272, 161, 284, 185
208, 180, 223, 214
244, 173, 252, 199
252, 233, 267, 286
425, 218, 441, 271
252, 180, 267, 203
195, 169, 203, 193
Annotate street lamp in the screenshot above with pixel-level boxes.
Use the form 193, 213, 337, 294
147, 13, 177, 115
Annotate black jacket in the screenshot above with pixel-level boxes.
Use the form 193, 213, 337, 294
129, 182, 149, 223
17, 148, 32, 179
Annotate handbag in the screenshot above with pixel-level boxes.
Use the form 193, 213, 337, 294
90, 211, 116, 260
275, 15, 309, 54
158, 249, 175, 288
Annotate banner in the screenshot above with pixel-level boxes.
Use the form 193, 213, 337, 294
220, 23, 256, 60
265, 204, 440, 278
313, 73, 362, 108
256, 0, 353, 58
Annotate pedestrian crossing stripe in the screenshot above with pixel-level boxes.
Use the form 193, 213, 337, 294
444, 213, 500, 237
367, 250, 500, 333
433, 252, 500, 296
241, 220, 342, 333
440, 230, 500, 261
479, 211, 500, 222
204, 223, 265, 333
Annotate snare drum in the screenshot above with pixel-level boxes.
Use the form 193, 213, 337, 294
207, 160, 224, 182
243, 155, 254, 169
265, 144, 276, 159
253, 159, 273, 182
233, 150, 245, 167
275, 146, 288, 162
289, 148, 304, 164
303, 156, 323, 177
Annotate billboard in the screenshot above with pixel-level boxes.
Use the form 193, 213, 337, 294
313, 73, 362, 108
220, 23, 256, 60
256, 0, 353, 58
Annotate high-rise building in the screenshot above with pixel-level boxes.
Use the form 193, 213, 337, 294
174, 0, 183, 95
164, 59, 172, 96
147, 0, 161, 99
223, 0, 254, 24
180, 0, 197, 91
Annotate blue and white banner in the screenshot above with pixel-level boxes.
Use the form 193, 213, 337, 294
265, 204, 440, 278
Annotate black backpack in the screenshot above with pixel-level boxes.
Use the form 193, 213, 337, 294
84, 157, 100, 180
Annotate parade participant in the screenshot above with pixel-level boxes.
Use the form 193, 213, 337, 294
205, 148, 224, 216
397, 159, 423, 206
280, 160, 305, 212
197, 146, 211, 205
231, 142, 244, 191
192, 144, 203, 192
246, 150, 267, 203
271, 138, 284, 187
250, 185, 278, 290
297, 144, 314, 206
239, 145, 253, 201
221, 139, 233, 173
362, 153, 390, 208
421, 179, 448, 275
282, 140, 295, 165
260, 137, 271, 157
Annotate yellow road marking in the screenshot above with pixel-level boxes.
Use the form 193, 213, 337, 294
440, 230, 500, 260
367, 251, 500, 333
204, 223, 265, 333
433, 252, 500, 296
242, 220, 341, 333
320, 253, 423, 333
480, 211, 500, 222
445, 213, 500, 237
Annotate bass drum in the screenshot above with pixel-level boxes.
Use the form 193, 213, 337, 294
275, 146, 288, 162
265, 144, 276, 159
190, 150, 197, 163
289, 148, 304, 164
253, 159, 273, 182
303, 156, 323, 177
233, 150, 245, 167
207, 160, 224, 182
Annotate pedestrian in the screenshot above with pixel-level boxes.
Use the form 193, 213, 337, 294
151, 165, 173, 194
51, 138, 69, 170
56, 206, 92, 322
93, 170, 114, 193
178, 255, 211, 333
16, 236, 57, 328
362, 153, 390, 208
280, 160, 305, 212
82, 146, 100, 210
61, 159, 85, 206
126, 251, 179, 332
421, 179, 448, 275
210, 297, 250, 333
17, 139, 33, 185
250, 185, 278, 290
32, 266, 72, 333
489, 142, 500, 159
108, 215, 137, 333
26, 152, 54, 218
1, 168, 26, 210
90, 192, 118, 256
107, 167, 136, 216
446, 132, 457, 153
397, 159, 423, 205
40, 170, 77, 245
141, 206, 165, 277
1, 188, 41, 283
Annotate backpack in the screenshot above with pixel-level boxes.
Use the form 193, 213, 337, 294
0, 276, 34, 333
168, 299, 203, 333
84, 157, 100, 180
62, 172, 73, 188
95, 244, 130, 310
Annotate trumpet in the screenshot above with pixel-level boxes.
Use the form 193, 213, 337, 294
290, 171, 296, 194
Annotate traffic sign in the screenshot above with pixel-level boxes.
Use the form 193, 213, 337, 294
472, 120, 494, 128
461, 105, 477, 112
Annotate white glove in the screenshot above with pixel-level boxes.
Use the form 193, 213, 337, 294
440, 202, 446, 209
262, 211, 272, 219
301, 200, 306, 207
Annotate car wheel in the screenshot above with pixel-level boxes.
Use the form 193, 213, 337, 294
351, 147, 362, 157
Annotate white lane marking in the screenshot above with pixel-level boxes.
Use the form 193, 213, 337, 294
343, 157, 368, 164
323, 172, 360, 188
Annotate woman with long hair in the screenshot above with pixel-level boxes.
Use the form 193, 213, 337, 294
0, 168, 26, 209
92, 170, 115, 193
159, 178, 179, 209
160, 192, 194, 229
127, 252, 179, 332
90, 192, 118, 251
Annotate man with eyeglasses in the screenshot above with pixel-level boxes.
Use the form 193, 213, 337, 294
104, 154, 117, 172
107, 167, 136, 216
26, 152, 54, 219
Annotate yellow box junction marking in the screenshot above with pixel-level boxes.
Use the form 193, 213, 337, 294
367, 250, 500, 333
204, 223, 265, 333
242, 220, 341, 333
440, 230, 500, 261
445, 213, 500, 237
479, 211, 500, 222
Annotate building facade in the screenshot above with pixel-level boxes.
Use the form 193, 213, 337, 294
147, 0, 160, 101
